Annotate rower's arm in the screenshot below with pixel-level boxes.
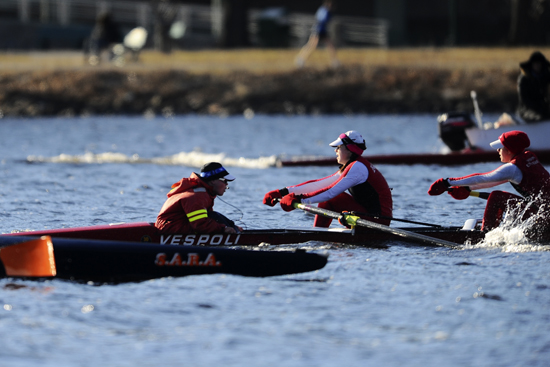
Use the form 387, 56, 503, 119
449, 163, 522, 189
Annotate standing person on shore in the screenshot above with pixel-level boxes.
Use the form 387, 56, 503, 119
427, 131, 550, 236
517, 51, 550, 122
295, 0, 339, 68
87, 12, 122, 65
155, 162, 243, 234
263, 131, 393, 228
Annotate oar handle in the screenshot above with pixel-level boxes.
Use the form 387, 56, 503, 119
469, 191, 489, 200
446, 187, 489, 200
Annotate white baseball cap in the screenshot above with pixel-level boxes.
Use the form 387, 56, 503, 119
329, 130, 367, 155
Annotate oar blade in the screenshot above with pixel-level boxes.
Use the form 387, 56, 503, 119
0, 236, 57, 277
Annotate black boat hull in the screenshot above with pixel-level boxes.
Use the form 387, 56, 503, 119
0, 236, 328, 283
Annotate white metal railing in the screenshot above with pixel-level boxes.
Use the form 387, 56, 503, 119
287, 13, 389, 47
5, 0, 389, 47
4, 0, 213, 32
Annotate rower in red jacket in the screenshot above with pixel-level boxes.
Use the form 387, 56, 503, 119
428, 130, 550, 234
155, 162, 243, 234
263, 130, 393, 227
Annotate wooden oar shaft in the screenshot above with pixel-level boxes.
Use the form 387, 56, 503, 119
294, 203, 460, 249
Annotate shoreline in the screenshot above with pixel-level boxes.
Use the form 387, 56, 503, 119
0, 48, 544, 117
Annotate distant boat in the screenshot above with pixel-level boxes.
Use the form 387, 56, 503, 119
437, 90, 550, 162
278, 113, 550, 167
465, 117, 550, 152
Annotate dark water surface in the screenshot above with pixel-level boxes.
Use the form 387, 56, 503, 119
1, 115, 549, 367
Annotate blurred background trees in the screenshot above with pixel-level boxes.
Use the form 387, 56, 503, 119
0, 0, 548, 50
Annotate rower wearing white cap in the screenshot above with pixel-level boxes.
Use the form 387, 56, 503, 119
263, 130, 393, 228
155, 162, 243, 234
428, 130, 550, 233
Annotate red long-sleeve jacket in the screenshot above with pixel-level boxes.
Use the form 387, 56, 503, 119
155, 173, 226, 234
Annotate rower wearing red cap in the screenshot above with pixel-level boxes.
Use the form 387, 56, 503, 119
263, 130, 393, 227
428, 130, 550, 234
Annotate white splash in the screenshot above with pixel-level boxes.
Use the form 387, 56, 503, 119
467, 196, 550, 253
26, 151, 279, 169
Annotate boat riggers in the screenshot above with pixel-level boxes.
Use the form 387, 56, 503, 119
340, 211, 443, 228
292, 202, 461, 249
208, 211, 241, 233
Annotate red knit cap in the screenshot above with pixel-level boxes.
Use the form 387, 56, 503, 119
489, 130, 530, 156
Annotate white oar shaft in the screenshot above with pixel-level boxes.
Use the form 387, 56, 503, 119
294, 203, 460, 249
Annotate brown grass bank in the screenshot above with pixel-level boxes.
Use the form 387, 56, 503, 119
0, 48, 548, 117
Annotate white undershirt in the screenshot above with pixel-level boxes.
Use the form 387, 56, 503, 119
288, 161, 370, 204
448, 163, 523, 190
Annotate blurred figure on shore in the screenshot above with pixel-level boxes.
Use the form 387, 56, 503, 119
87, 12, 122, 65
517, 51, 550, 122
153, 0, 178, 53
295, 0, 339, 68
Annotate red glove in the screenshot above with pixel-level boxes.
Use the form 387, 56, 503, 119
280, 193, 301, 212
263, 189, 283, 206
428, 178, 450, 196
448, 186, 470, 200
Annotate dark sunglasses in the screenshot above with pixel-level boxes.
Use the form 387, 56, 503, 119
339, 133, 355, 147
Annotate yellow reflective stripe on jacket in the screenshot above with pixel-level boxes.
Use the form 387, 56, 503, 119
187, 209, 208, 223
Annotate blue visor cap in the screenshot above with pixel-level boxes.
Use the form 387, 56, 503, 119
198, 164, 236, 181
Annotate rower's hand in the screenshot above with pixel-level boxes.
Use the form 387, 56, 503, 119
280, 193, 300, 212
448, 186, 470, 200
263, 189, 283, 206
224, 226, 237, 234
428, 178, 450, 196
